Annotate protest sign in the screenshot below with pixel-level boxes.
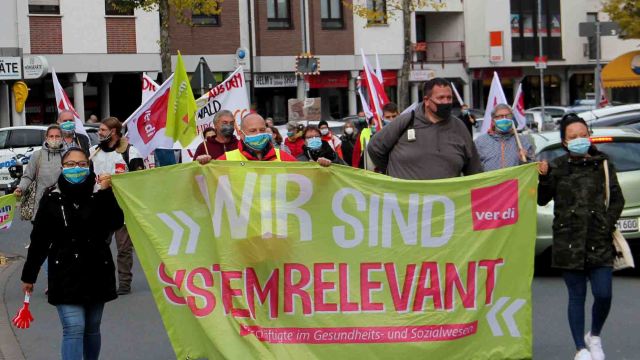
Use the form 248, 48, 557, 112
0, 194, 17, 230
288, 98, 321, 122
112, 162, 538, 360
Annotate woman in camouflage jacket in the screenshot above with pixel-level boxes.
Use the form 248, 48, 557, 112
538, 114, 624, 360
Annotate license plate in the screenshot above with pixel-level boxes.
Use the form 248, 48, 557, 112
0, 175, 11, 182
617, 218, 639, 233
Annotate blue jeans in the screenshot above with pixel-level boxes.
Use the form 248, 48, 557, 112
562, 267, 612, 350
56, 303, 105, 360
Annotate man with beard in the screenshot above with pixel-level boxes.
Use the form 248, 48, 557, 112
194, 110, 239, 164
90, 117, 144, 295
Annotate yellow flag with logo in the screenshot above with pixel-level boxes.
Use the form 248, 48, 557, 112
166, 51, 197, 147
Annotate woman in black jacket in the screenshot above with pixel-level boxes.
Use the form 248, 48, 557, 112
538, 115, 624, 360
21, 147, 124, 360
297, 126, 346, 166
339, 120, 359, 167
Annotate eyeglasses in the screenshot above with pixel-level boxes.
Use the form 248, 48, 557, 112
494, 114, 513, 120
62, 160, 89, 168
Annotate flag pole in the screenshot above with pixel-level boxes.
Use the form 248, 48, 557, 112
511, 122, 526, 162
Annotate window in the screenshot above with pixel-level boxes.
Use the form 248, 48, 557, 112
105, 0, 134, 16
192, 14, 220, 26
586, 12, 598, 60
367, 0, 387, 25
0, 130, 8, 150
321, 0, 343, 29
537, 141, 640, 172
267, 0, 292, 29
28, 0, 60, 14
7, 129, 45, 149
510, 0, 562, 61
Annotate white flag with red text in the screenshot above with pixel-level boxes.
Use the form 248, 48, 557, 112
142, 73, 160, 103
512, 83, 527, 130
481, 72, 509, 133
125, 74, 175, 158
52, 68, 87, 136
180, 67, 249, 162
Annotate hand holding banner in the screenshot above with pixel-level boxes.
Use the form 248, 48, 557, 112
112, 162, 537, 360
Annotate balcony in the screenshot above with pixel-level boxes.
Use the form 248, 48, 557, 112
412, 41, 465, 67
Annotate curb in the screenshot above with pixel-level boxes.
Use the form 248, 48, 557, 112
0, 255, 26, 360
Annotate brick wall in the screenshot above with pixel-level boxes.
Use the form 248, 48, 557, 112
169, 2, 240, 55
106, 17, 137, 54
255, 0, 302, 56
308, 1, 354, 55
29, 16, 63, 54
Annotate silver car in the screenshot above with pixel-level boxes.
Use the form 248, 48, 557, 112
533, 127, 640, 256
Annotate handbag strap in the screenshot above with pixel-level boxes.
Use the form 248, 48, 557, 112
603, 159, 610, 209
33, 150, 43, 181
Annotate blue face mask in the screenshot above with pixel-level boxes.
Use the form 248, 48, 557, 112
370, 125, 377, 135
243, 132, 272, 151
306, 137, 322, 150
383, 120, 391, 127
60, 121, 75, 132
287, 131, 295, 138
567, 137, 591, 156
62, 166, 90, 184
494, 118, 514, 133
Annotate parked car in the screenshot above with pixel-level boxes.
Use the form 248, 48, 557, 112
589, 111, 640, 128
533, 127, 640, 257
578, 103, 640, 122
524, 111, 555, 132
0, 126, 47, 194
526, 106, 570, 121
84, 123, 100, 146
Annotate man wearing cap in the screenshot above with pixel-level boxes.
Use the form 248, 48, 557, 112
217, 114, 297, 162
284, 122, 305, 158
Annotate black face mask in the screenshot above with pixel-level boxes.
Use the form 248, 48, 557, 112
219, 124, 234, 137
431, 101, 452, 120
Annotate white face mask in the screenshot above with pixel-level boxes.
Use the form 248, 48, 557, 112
320, 128, 329, 136
344, 127, 354, 135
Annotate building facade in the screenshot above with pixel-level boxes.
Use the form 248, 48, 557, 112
0, 0, 160, 127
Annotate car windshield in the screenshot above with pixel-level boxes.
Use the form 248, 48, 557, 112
536, 141, 640, 172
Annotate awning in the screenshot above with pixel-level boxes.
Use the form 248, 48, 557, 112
602, 50, 640, 88
306, 71, 349, 89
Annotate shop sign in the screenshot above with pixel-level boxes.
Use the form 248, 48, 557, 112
22, 55, 49, 79
409, 69, 435, 82
0, 57, 22, 80
254, 73, 297, 88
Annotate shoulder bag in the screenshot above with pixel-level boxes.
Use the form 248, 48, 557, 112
20, 152, 42, 221
604, 159, 635, 271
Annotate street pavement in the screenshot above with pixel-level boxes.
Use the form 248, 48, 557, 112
1, 218, 639, 360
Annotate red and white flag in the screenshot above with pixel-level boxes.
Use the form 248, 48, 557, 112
51, 68, 87, 136
142, 73, 159, 103
125, 74, 175, 158
598, 77, 609, 108
481, 71, 508, 133
512, 83, 527, 130
361, 50, 388, 130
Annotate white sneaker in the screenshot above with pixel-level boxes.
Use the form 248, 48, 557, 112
585, 332, 605, 360
574, 349, 592, 360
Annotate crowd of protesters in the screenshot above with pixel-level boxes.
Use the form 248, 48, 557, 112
13, 77, 624, 360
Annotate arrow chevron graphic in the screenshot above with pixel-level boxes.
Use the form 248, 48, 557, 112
486, 297, 526, 337
157, 211, 200, 255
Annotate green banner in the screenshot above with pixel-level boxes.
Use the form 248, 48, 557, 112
112, 162, 538, 360
0, 194, 16, 231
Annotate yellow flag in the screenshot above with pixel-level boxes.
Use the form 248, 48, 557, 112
166, 51, 197, 146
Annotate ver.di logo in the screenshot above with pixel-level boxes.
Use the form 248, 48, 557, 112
470, 180, 519, 231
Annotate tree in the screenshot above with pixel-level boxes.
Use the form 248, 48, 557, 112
346, 0, 444, 110
602, 0, 640, 39
110, 0, 222, 79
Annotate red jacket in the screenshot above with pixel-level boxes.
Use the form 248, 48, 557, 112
193, 136, 239, 159
217, 142, 297, 161
284, 137, 305, 158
